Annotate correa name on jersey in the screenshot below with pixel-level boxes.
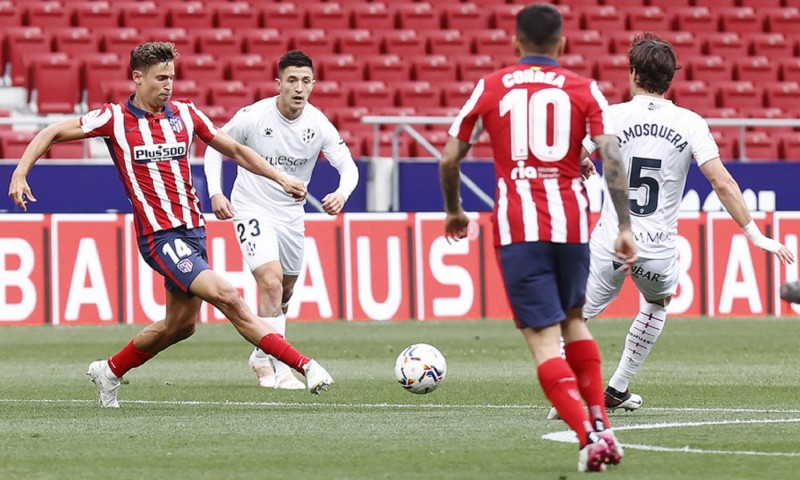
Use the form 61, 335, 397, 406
133, 142, 188, 163
618, 123, 688, 152
501, 68, 566, 88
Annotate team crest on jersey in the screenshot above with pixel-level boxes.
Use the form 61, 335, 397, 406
169, 117, 184, 133
177, 258, 193, 273
301, 128, 316, 144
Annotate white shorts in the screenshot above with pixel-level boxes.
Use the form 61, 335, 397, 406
233, 210, 305, 275
583, 246, 679, 319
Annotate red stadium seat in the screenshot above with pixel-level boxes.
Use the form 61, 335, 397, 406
100, 28, 140, 60
143, 28, 193, 54
426, 30, 467, 56
101, 79, 134, 105
594, 55, 629, 84
380, 30, 426, 57
581, 6, 625, 32
699, 32, 747, 58
649, 0, 692, 8
213, 2, 258, 30
0, 2, 21, 29
260, 3, 304, 30
30, 55, 80, 114
317, 54, 363, 83
47, 140, 85, 160
559, 54, 592, 79
740, 0, 784, 7
660, 32, 702, 61
6, 27, 50, 86
626, 6, 669, 32
195, 28, 238, 58
762, 81, 800, 114
331, 29, 379, 56
82, 53, 127, 110
348, 81, 391, 109
694, 0, 737, 6
394, 81, 440, 110
554, 5, 580, 33
442, 3, 488, 30
179, 54, 225, 84
53, 28, 100, 57
595, 81, 626, 105
393, 3, 439, 30
207, 81, 255, 113
291, 30, 334, 58
709, 130, 735, 161
718, 7, 760, 35
226, 54, 270, 84
338, 130, 365, 158
778, 58, 800, 83
308, 81, 348, 111
305, 3, 346, 30
748, 33, 793, 59
716, 81, 761, 110
685, 55, 732, 83
172, 79, 207, 105
738, 132, 779, 162
72, 2, 117, 29
441, 81, 475, 108
26, 1, 70, 29
0, 131, 36, 160
241, 29, 290, 59
411, 55, 458, 83
668, 80, 716, 112
764, 8, 800, 37
118, 2, 166, 30
363, 54, 411, 82
779, 132, 800, 161
334, 106, 371, 137
413, 131, 449, 158
567, 30, 609, 59
456, 55, 494, 83
489, 4, 524, 34
734, 57, 779, 83
608, 31, 638, 55
741, 107, 793, 135
470, 29, 511, 57
166, 2, 213, 29
351, 3, 393, 31
370, 131, 412, 158
673, 7, 716, 34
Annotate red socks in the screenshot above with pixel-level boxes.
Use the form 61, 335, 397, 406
108, 340, 155, 378
257, 333, 310, 373
565, 339, 610, 430
538, 357, 594, 447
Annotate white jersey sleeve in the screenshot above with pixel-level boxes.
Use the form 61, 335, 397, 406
319, 120, 358, 201
203, 106, 253, 198
686, 115, 719, 166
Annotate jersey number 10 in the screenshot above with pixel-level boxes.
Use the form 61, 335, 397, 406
500, 88, 572, 162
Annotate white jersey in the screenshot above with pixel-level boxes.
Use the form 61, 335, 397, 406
205, 96, 358, 222
584, 95, 719, 258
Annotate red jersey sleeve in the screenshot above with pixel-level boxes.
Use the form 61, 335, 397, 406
80, 104, 115, 138
448, 79, 486, 143
185, 101, 218, 144
584, 80, 614, 138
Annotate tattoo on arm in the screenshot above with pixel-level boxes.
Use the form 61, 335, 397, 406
600, 140, 632, 230
440, 162, 462, 213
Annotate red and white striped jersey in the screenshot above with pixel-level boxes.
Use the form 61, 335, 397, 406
449, 56, 614, 246
80, 96, 218, 237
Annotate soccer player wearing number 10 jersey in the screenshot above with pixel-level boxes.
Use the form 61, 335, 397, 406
440, 4, 637, 472
579, 33, 795, 412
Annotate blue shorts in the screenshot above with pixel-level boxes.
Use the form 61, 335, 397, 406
498, 242, 590, 329
137, 226, 211, 295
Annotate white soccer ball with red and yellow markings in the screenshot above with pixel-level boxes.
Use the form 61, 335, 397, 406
394, 343, 447, 394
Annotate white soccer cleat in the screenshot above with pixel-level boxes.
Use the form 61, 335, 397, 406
546, 406, 561, 420
303, 360, 333, 395
274, 369, 307, 390
87, 360, 121, 408
248, 350, 306, 390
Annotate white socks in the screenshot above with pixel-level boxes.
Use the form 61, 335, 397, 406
254, 314, 291, 376
608, 301, 667, 393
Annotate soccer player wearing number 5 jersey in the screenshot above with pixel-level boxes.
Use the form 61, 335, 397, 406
440, 4, 637, 472
7, 42, 334, 408
579, 33, 795, 412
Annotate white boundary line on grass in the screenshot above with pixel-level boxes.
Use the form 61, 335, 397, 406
542, 418, 800, 457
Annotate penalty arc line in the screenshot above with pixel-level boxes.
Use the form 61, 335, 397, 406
542, 418, 800, 457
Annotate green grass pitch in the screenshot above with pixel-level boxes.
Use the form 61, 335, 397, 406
1, 318, 798, 479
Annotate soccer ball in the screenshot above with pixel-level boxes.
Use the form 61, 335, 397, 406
394, 343, 447, 394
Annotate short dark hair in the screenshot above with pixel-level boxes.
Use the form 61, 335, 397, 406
130, 42, 178, 73
278, 50, 314, 76
628, 32, 680, 95
516, 4, 562, 53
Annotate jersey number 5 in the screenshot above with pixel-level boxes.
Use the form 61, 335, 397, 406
629, 156, 662, 216
499, 88, 572, 162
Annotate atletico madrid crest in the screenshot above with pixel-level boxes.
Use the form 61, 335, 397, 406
169, 117, 185, 133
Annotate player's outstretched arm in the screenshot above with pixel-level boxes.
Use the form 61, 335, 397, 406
208, 130, 306, 201
202, 138, 235, 219
439, 136, 471, 241
594, 134, 638, 268
9, 117, 86, 211
701, 158, 795, 264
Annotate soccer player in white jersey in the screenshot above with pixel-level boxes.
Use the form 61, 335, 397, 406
8, 42, 334, 407
579, 33, 794, 412
204, 50, 359, 389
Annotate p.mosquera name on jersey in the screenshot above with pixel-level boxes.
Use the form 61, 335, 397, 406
450, 56, 613, 247
80, 96, 218, 237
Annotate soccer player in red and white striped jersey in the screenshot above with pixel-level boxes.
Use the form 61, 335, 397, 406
8, 42, 334, 407
440, 4, 637, 472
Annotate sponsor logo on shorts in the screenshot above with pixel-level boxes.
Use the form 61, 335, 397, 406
177, 258, 193, 273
